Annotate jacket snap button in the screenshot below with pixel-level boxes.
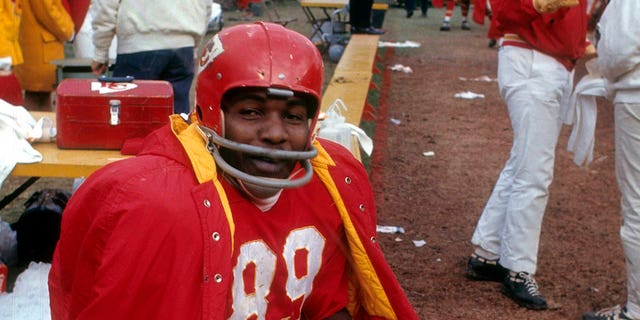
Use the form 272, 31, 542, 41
203, 199, 211, 208
359, 204, 365, 211
212, 232, 220, 241
345, 177, 352, 184
214, 274, 223, 283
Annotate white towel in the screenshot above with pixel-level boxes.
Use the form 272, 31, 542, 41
0, 99, 44, 190
562, 75, 607, 167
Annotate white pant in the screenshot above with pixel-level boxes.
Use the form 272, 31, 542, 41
471, 46, 572, 274
614, 101, 640, 314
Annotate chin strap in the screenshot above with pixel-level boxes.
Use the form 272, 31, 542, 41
197, 125, 317, 189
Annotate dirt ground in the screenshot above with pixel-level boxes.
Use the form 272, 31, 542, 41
368, 6, 623, 320
0, 2, 626, 319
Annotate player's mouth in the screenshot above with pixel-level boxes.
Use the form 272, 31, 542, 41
245, 156, 291, 178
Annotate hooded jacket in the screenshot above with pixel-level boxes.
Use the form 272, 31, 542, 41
49, 115, 419, 320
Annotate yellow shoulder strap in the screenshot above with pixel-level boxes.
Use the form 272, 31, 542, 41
311, 141, 396, 319
170, 115, 235, 248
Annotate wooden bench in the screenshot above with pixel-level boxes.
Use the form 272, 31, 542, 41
11, 111, 129, 178
319, 34, 381, 160
372, 3, 389, 10
333, 34, 380, 75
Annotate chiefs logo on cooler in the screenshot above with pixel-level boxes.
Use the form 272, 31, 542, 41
90, 81, 138, 94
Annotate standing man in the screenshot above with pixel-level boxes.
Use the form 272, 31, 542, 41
349, 0, 385, 34
465, 0, 593, 311
583, 0, 640, 319
405, 0, 428, 18
90, 0, 211, 115
49, 22, 418, 320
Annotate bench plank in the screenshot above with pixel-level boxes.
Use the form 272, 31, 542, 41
320, 71, 373, 125
12, 111, 129, 178
318, 34, 380, 160
335, 35, 380, 73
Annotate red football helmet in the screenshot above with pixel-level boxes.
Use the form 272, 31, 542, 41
195, 22, 324, 190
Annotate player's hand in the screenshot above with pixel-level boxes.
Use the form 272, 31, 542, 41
533, 0, 579, 14
91, 61, 109, 75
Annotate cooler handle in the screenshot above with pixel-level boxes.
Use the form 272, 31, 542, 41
98, 75, 134, 83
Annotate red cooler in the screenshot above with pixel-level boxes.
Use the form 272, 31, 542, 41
56, 78, 173, 150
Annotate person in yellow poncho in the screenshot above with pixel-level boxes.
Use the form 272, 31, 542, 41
13, 0, 73, 111
0, 0, 24, 106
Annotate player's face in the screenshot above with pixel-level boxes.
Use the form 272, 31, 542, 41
221, 88, 311, 180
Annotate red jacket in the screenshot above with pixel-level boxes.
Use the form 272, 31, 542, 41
49, 116, 419, 320
495, 0, 589, 70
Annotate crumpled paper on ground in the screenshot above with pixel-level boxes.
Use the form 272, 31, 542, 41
378, 40, 421, 48
389, 64, 413, 73
459, 75, 497, 82
454, 91, 485, 99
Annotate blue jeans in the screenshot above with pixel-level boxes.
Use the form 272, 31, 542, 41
113, 47, 194, 115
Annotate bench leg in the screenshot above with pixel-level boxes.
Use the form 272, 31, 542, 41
0, 177, 40, 211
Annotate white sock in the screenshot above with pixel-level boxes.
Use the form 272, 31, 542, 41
474, 247, 499, 260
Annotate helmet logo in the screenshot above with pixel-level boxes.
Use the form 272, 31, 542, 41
199, 34, 224, 72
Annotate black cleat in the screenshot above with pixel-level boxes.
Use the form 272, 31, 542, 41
351, 26, 385, 35
583, 305, 637, 320
502, 271, 548, 310
466, 253, 508, 282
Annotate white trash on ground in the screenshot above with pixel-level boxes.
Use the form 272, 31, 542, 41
458, 75, 497, 82
376, 225, 405, 234
378, 40, 421, 48
412, 240, 426, 247
389, 64, 413, 73
454, 91, 485, 99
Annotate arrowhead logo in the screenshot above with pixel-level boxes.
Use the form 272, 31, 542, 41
91, 82, 138, 94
